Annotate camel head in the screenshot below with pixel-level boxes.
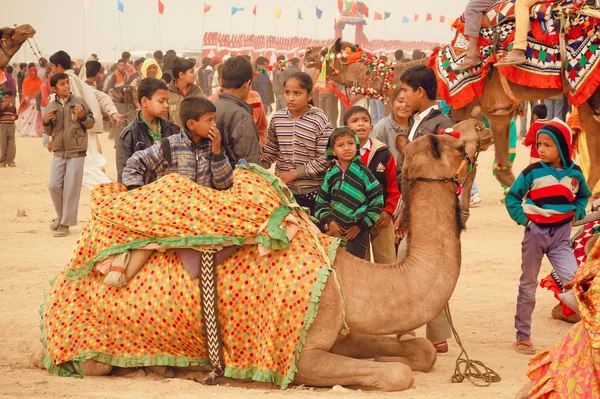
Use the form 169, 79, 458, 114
0, 24, 36, 45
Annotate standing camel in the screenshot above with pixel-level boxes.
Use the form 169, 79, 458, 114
0, 25, 36, 69
35, 119, 493, 392
304, 39, 600, 194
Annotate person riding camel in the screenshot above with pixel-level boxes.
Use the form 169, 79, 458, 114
497, 0, 543, 66
456, 0, 499, 71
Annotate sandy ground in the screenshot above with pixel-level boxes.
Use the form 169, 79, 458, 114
0, 132, 575, 399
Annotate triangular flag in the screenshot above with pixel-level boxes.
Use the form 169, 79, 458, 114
316, 6, 323, 19
374, 12, 382, 20
439, 15, 445, 23
158, 0, 164, 15
414, 13, 419, 21
345, 0, 352, 11
338, 0, 343, 10
426, 13, 432, 21
402, 16, 409, 23
204, 3, 211, 13
359, 2, 369, 17
298, 9, 303, 20
83, 0, 91, 10
253, 5, 256, 15
351, 1, 359, 14
275, 6, 281, 19
231, 6, 244, 15
117, 0, 124, 13
384, 11, 391, 20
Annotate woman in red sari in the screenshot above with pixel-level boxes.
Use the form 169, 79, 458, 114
17, 67, 43, 137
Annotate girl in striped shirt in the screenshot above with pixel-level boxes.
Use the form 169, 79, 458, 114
261, 72, 333, 219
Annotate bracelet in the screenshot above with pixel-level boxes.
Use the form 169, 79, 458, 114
492, 162, 513, 170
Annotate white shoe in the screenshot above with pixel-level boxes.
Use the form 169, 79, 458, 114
558, 290, 580, 316
470, 193, 481, 205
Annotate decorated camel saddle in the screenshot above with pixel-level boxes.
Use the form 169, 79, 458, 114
40, 164, 340, 388
432, 0, 600, 108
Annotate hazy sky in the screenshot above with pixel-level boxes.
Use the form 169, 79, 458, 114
5, 0, 469, 62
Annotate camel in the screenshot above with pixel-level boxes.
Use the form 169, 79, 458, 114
0, 25, 36, 69
33, 119, 493, 391
304, 39, 600, 194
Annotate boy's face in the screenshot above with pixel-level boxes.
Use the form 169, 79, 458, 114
399, 82, 423, 113
537, 133, 561, 166
52, 78, 71, 98
346, 112, 372, 144
392, 97, 411, 120
180, 68, 196, 85
117, 62, 126, 73
142, 88, 169, 118
187, 112, 216, 139
332, 134, 357, 162
2, 95, 11, 106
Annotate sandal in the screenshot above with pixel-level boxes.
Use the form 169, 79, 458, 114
513, 340, 536, 355
456, 56, 483, 72
496, 52, 527, 67
433, 341, 449, 353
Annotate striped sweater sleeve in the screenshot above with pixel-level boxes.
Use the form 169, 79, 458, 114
121, 141, 165, 189
297, 119, 333, 179
261, 117, 279, 168
357, 168, 384, 230
210, 153, 234, 190
504, 172, 531, 226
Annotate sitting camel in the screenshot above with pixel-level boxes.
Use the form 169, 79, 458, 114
34, 119, 492, 392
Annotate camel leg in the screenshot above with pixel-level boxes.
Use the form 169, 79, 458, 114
577, 102, 600, 193
330, 332, 436, 372
295, 348, 414, 391
79, 359, 112, 376
484, 112, 515, 188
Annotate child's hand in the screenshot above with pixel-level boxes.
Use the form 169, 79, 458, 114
47, 140, 53, 152
328, 220, 344, 237
394, 213, 407, 239
375, 211, 393, 229
209, 125, 222, 154
43, 110, 56, 124
74, 104, 85, 119
344, 225, 361, 240
278, 171, 299, 184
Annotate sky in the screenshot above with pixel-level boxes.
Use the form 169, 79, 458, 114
5, 0, 469, 63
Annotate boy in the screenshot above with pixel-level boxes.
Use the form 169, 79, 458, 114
345, 106, 400, 263
84, 60, 102, 88
505, 120, 591, 355
400, 65, 454, 141
522, 104, 548, 164
253, 56, 272, 115
116, 77, 180, 183
43, 72, 95, 237
0, 90, 18, 167
106, 59, 128, 103
213, 56, 261, 166
121, 96, 233, 191
167, 57, 205, 128
315, 127, 384, 259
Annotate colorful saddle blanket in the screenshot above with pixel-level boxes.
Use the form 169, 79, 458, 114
40, 166, 340, 389
432, 0, 600, 108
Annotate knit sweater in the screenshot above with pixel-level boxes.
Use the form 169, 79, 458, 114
261, 106, 333, 195
505, 120, 591, 226
315, 134, 383, 230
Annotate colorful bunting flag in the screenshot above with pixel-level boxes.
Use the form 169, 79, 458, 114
316, 6, 323, 19
414, 13, 419, 21
204, 3, 211, 13
402, 16, 409, 23
231, 6, 244, 15
426, 13, 432, 21
275, 6, 281, 19
358, 1, 369, 17
374, 12, 382, 20
345, 0, 353, 12
338, 0, 343, 10
158, 0, 164, 15
384, 11, 391, 20
298, 9, 303, 19
439, 15, 445, 23
351, 1, 359, 14
253, 5, 257, 15
117, 0, 124, 13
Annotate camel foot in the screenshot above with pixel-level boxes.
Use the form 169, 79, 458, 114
515, 381, 533, 398
31, 345, 46, 369
79, 359, 112, 376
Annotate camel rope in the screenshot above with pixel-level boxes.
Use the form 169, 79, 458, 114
444, 305, 501, 387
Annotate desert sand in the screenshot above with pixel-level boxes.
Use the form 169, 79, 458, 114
0, 131, 574, 399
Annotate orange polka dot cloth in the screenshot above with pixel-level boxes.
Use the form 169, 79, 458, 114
526, 238, 600, 398
40, 165, 340, 389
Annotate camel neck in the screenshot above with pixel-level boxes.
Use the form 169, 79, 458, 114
334, 182, 461, 335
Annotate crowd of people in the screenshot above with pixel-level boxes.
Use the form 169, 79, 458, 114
0, 37, 596, 369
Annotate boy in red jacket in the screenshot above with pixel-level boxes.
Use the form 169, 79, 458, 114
522, 104, 548, 164
344, 106, 401, 264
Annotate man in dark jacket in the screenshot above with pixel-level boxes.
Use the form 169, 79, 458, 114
116, 78, 180, 183
212, 56, 261, 166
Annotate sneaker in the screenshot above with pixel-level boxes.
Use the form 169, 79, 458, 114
7, 162, 16, 167
50, 218, 60, 231
53, 225, 70, 237
470, 193, 481, 205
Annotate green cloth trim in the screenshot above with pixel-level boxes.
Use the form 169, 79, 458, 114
140, 113, 162, 142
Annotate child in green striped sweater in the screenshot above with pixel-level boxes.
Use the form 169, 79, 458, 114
315, 127, 384, 259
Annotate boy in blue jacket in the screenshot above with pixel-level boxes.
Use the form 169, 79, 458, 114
505, 119, 591, 355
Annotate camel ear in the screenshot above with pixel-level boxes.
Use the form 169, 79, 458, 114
334, 38, 343, 54
395, 134, 410, 157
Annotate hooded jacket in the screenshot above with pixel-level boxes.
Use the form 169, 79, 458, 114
315, 132, 384, 230
167, 81, 205, 128
360, 137, 401, 216
261, 106, 333, 195
505, 120, 591, 227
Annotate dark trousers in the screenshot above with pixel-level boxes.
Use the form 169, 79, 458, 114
345, 227, 370, 259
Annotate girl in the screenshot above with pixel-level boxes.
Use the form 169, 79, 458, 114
261, 71, 333, 219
